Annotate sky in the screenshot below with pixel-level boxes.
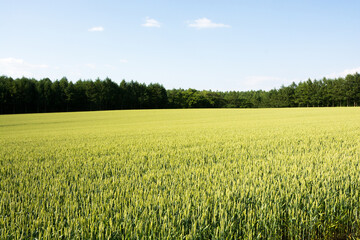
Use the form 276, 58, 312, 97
1, 0, 360, 91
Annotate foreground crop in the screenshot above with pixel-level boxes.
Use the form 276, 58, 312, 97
1, 108, 360, 239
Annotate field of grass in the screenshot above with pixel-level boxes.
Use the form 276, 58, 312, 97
1, 108, 360, 239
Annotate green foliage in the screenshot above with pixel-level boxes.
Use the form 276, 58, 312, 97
0, 73, 360, 114
1, 108, 360, 239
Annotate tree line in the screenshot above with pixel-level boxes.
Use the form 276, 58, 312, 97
0, 73, 359, 114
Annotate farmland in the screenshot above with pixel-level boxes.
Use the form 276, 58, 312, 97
1, 108, 360, 239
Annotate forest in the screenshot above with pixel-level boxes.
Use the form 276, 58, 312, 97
0, 73, 359, 114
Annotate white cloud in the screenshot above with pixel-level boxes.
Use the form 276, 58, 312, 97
142, 17, 161, 28
326, 67, 360, 79
119, 59, 128, 63
84, 63, 96, 69
188, 18, 230, 29
243, 76, 298, 91
0, 58, 48, 68
0, 58, 24, 65
104, 64, 116, 70
88, 26, 104, 32
0, 57, 48, 78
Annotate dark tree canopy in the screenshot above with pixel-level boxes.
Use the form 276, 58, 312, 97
0, 73, 359, 114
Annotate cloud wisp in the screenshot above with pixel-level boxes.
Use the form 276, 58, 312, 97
188, 18, 230, 29
88, 26, 104, 32
326, 67, 360, 79
142, 17, 161, 28
0, 57, 48, 78
243, 75, 300, 91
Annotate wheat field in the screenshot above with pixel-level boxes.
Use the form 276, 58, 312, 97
1, 108, 360, 239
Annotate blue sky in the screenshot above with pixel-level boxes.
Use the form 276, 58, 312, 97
1, 0, 359, 91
